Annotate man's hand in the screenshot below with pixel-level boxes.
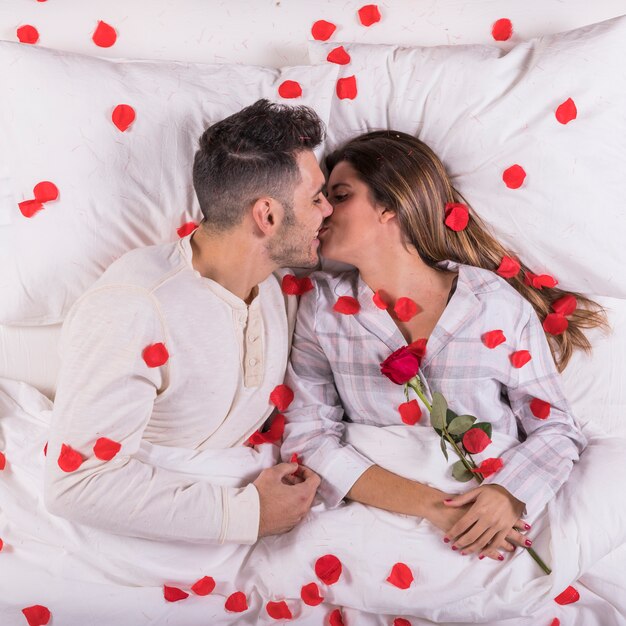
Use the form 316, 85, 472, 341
253, 463, 320, 537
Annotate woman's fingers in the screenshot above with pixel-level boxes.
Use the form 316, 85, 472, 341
506, 527, 532, 548
453, 525, 498, 555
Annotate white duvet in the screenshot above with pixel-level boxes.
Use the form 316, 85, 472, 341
1, 377, 625, 625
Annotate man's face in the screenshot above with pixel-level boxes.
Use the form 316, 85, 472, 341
268, 150, 333, 268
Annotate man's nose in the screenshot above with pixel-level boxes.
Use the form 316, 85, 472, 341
321, 195, 333, 218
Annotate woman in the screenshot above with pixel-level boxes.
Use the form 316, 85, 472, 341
256, 130, 617, 621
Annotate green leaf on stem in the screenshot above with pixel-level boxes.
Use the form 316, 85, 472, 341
451, 460, 474, 482
440, 435, 449, 461
447, 415, 477, 436
430, 392, 447, 430
472, 422, 493, 439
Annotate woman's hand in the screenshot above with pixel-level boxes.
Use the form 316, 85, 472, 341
442, 484, 531, 561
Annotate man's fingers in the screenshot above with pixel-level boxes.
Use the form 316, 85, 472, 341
273, 462, 300, 479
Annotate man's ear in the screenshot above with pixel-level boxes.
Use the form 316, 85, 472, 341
251, 196, 279, 235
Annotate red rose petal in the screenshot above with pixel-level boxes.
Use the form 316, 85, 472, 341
550, 620, 560, 626
394, 620, 412, 626
163, 585, 189, 602
372, 290, 389, 310
555, 98, 577, 125
93, 437, 121, 461
481, 329, 506, 349
462, 428, 492, 454
311, 20, 336, 41
21, 605, 50, 626
112, 104, 136, 132
266, 413, 286, 442
470, 457, 503, 478
92, 20, 117, 48
177, 221, 198, 238
444, 203, 469, 232
142, 343, 169, 367
33, 181, 59, 203
327, 45, 351, 65
290, 453, 301, 465
43, 442, 48, 456
554, 585, 580, 605
399, 400, 422, 425
0, 451, 5, 470
191, 576, 215, 596
266, 600, 293, 620
358, 4, 382, 26
407, 338, 427, 362
0, 538, 3, 551
496, 256, 521, 279
18, 200, 45, 218
315, 554, 342, 585
551, 294, 577, 316
394, 297, 420, 322
17, 25, 39, 44
57, 443, 83, 473
278, 80, 303, 99
509, 350, 531, 368
491, 18, 513, 41
281, 274, 314, 296
336, 76, 357, 100
225, 591, 248, 613
534, 274, 558, 289
301, 582, 324, 606
387, 562, 414, 589
543, 313, 569, 335
530, 398, 551, 420
502, 164, 526, 189
270, 384, 294, 411
329, 608, 345, 626
333, 295, 360, 315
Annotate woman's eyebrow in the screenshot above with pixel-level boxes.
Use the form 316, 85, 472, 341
330, 182, 351, 191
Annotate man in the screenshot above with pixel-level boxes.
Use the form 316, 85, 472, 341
44, 99, 332, 545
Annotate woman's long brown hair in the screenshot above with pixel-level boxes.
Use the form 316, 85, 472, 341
325, 130, 607, 372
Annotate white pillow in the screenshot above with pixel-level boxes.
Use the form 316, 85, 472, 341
0, 42, 338, 325
309, 15, 626, 298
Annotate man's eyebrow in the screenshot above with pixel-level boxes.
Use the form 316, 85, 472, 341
312, 183, 326, 198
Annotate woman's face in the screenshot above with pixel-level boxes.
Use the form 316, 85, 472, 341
321, 161, 386, 265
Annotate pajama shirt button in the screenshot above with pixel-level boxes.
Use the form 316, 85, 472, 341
249, 358, 258, 366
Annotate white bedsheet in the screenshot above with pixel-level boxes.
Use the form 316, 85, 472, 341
1, 377, 625, 625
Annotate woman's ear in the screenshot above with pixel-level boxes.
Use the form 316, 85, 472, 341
379, 206, 397, 224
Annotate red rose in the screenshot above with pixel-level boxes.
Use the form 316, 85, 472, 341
380, 346, 420, 385
462, 428, 492, 454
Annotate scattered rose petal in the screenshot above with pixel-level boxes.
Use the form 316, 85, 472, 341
191, 576, 215, 596
372, 290, 389, 310
333, 295, 360, 315
177, 221, 198, 238
18, 200, 45, 218
336, 76, 357, 100
407, 338, 427, 362
247, 413, 286, 445
496, 256, 520, 279
301, 582, 324, 606
0, 451, 5, 470
112, 104, 136, 132
142, 343, 169, 367
555, 98, 577, 125
526, 273, 558, 290
444, 203, 469, 231
530, 398, 551, 420
399, 400, 422, 425
509, 350, 531, 368
270, 384, 294, 411
523, 271, 537, 287
225, 591, 248, 613
92, 20, 117, 47
387, 562, 414, 589
543, 313, 568, 335
281, 274, 314, 296
315, 554, 342, 585
33, 181, 59, 203
329, 608, 345, 626
17, 25, 39, 44
327, 45, 351, 65
551, 294, 577, 316
502, 164, 526, 189
471, 457, 503, 478
394, 620, 412, 626
311, 20, 336, 41
278, 80, 302, 99
266, 600, 293, 620
358, 4, 381, 26
57, 443, 83, 473
492, 18, 513, 41
290, 453, 301, 465
394, 297, 420, 322
93, 437, 121, 461
21, 605, 50, 626
0, 538, 3, 551
163, 585, 189, 602
554, 585, 580, 605
43, 442, 48, 456
550, 620, 560, 626
481, 329, 506, 349
463, 428, 492, 454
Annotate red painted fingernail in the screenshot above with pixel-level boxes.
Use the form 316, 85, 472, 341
460, 551, 467, 556
443, 498, 452, 502
498, 554, 505, 561
525, 539, 533, 547
478, 555, 485, 560
443, 537, 450, 543
524, 523, 532, 530
451, 546, 458, 551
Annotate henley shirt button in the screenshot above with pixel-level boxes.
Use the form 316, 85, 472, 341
248, 358, 258, 366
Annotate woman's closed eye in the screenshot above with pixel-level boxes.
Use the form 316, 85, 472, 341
330, 194, 347, 203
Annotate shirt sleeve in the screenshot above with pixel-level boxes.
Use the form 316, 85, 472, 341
482, 303, 587, 519
280, 281, 374, 508
44, 285, 259, 545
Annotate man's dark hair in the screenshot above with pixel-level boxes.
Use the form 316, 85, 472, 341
192, 99, 325, 231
